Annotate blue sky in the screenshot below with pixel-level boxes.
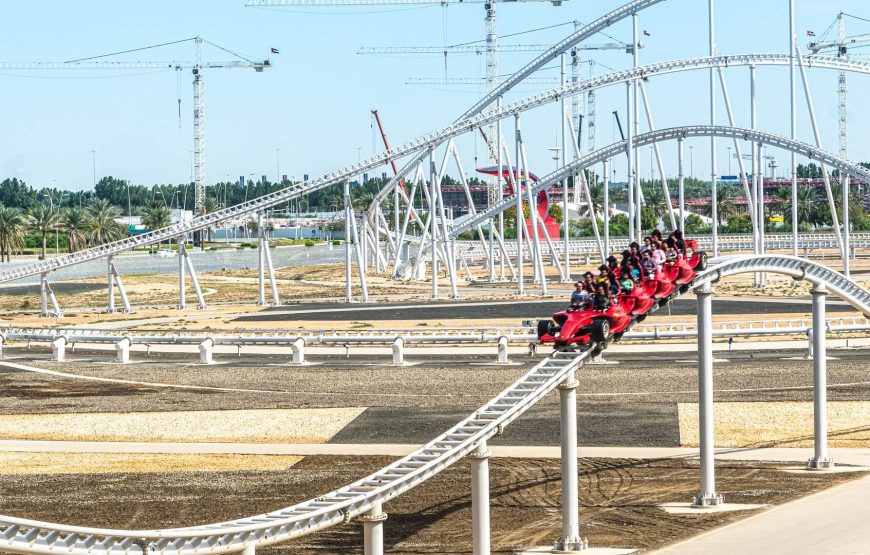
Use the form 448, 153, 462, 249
2, 0, 870, 191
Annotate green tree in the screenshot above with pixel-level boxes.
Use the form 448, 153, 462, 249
772, 186, 816, 226
27, 205, 60, 260
86, 199, 126, 246
548, 203, 563, 224
60, 208, 88, 253
141, 202, 171, 249
0, 206, 26, 262
685, 213, 711, 234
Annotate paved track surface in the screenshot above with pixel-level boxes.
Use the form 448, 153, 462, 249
235, 296, 857, 322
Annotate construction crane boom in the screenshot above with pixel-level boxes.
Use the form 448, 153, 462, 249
1, 38, 271, 226
406, 76, 559, 84
357, 42, 631, 55
247, 0, 565, 5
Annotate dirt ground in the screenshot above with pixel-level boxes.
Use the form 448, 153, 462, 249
0, 455, 862, 553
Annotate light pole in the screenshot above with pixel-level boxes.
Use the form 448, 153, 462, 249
727, 146, 732, 175
91, 149, 96, 189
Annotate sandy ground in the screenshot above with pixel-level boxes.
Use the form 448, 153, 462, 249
0, 452, 303, 474
0, 455, 863, 553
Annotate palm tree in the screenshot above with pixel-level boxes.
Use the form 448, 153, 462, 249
60, 207, 88, 253
0, 206, 27, 262
86, 199, 126, 246
702, 194, 737, 225
141, 202, 171, 249
28, 205, 60, 260
640, 183, 671, 224
202, 196, 218, 246
772, 186, 816, 226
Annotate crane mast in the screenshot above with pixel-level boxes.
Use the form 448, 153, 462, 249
837, 13, 848, 159
485, 1, 499, 209
193, 37, 206, 218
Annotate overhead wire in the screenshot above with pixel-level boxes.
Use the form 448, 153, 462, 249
65, 38, 197, 63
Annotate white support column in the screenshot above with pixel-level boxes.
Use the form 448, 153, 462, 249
555, 369, 583, 551
392, 336, 404, 365
263, 233, 280, 306
603, 159, 610, 257
758, 144, 767, 287
344, 179, 353, 303
632, 14, 642, 239
51, 336, 67, 362
0, 333, 5, 358
678, 137, 685, 231
178, 238, 187, 309
291, 337, 305, 364
469, 441, 492, 555
199, 338, 214, 364
561, 53, 571, 281
693, 283, 723, 507
843, 176, 851, 277
808, 284, 834, 470
497, 335, 509, 364
257, 212, 267, 306
115, 337, 131, 364
107, 255, 116, 313
751, 64, 762, 287
709, 0, 719, 257
429, 151, 439, 299
514, 115, 524, 295
625, 80, 635, 244
112, 262, 132, 313
242, 544, 255, 555
40, 272, 49, 317
789, 0, 798, 257
181, 243, 207, 310
360, 502, 387, 555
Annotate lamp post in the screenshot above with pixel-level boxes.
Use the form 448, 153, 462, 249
689, 145, 695, 178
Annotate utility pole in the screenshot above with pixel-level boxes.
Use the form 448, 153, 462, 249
91, 149, 96, 189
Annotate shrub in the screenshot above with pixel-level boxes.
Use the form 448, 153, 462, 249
304, 239, 316, 247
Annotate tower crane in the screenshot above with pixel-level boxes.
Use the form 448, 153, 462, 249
807, 12, 870, 159
0, 36, 271, 222
247, 0, 564, 216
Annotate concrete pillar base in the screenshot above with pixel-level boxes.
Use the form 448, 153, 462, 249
51, 337, 67, 362
515, 546, 636, 554
806, 457, 835, 470
115, 339, 131, 364
290, 338, 306, 364
554, 537, 588, 552
497, 336, 510, 364
691, 492, 725, 507
199, 339, 214, 365
392, 338, 404, 365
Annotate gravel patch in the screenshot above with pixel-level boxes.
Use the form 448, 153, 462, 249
0, 452, 303, 475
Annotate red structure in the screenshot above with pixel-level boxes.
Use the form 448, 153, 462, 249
476, 165, 561, 240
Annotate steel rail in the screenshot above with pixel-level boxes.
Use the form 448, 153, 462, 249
452, 126, 870, 237
2, 255, 869, 555
0, 53, 865, 288
370, 52, 870, 208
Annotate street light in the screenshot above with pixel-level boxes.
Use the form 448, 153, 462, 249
726, 146, 732, 174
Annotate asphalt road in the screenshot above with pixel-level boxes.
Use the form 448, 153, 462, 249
235, 296, 857, 322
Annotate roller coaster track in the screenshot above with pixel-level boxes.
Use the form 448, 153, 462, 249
2, 52, 869, 286
451, 126, 870, 237
1, 255, 868, 554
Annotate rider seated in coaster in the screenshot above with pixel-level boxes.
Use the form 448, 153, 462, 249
673, 229, 687, 255
596, 264, 609, 285
620, 273, 635, 293
570, 281, 590, 310
640, 236, 652, 254
592, 283, 611, 312
583, 271, 596, 292
606, 255, 619, 272
641, 250, 657, 275
650, 241, 666, 269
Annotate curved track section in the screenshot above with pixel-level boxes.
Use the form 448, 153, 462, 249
699, 255, 870, 317
2, 255, 869, 554
452, 125, 870, 236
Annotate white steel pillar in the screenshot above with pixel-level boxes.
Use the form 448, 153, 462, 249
808, 284, 834, 470
843, 176, 851, 277
709, 0, 719, 256
632, 14, 642, 239
626, 81, 635, 243
178, 238, 187, 309
107, 255, 115, 313
515, 115, 524, 295
678, 137, 685, 231
561, 53, 570, 281
603, 159, 610, 257
758, 143, 767, 287
751, 64, 762, 287
497, 97, 506, 281
429, 151, 439, 299
199, 338, 214, 364
392, 336, 404, 365
257, 212, 266, 306
40, 272, 49, 317
51, 336, 67, 362
789, 0, 798, 256
115, 337, 131, 364
469, 441, 491, 555
360, 502, 387, 555
344, 179, 353, 303
242, 544, 255, 555
693, 283, 723, 507
555, 369, 583, 551
290, 337, 305, 364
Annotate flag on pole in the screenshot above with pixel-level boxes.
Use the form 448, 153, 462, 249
271, 47, 280, 54
643, 30, 651, 37
806, 30, 816, 37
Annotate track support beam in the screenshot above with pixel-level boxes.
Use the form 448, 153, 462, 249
808, 284, 834, 470
360, 502, 387, 555
469, 441, 491, 555
693, 283, 723, 507
555, 369, 584, 551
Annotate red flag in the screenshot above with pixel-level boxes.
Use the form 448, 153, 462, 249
270, 47, 280, 54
